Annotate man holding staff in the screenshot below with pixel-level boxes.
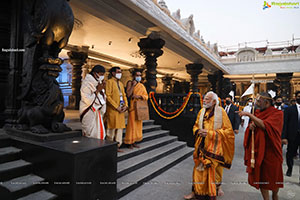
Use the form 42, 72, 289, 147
238, 92, 284, 200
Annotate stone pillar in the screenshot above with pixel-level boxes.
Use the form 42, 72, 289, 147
275, 73, 293, 102
186, 63, 203, 92
208, 70, 231, 99
138, 33, 165, 93
236, 82, 242, 96
3, 0, 23, 128
207, 73, 217, 93
67, 51, 88, 110
162, 74, 174, 93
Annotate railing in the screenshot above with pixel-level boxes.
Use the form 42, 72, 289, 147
151, 93, 201, 116
149, 93, 202, 147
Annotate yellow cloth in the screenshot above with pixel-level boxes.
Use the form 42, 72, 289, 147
192, 107, 234, 198
124, 83, 148, 144
105, 77, 128, 129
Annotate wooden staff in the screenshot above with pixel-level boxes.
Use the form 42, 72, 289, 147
250, 76, 255, 168
250, 99, 255, 168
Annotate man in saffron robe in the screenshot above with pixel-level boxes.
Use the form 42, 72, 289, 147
238, 92, 284, 200
184, 91, 235, 200
124, 69, 148, 148
79, 65, 106, 140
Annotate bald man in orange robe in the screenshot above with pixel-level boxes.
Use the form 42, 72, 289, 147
238, 92, 284, 200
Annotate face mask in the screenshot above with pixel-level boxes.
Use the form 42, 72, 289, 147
135, 77, 141, 82
275, 102, 282, 106
296, 98, 300, 104
98, 75, 104, 83
225, 100, 231, 105
115, 73, 122, 79
248, 102, 253, 106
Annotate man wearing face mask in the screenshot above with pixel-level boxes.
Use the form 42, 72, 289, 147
274, 96, 286, 111
224, 95, 240, 134
79, 65, 106, 140
238, 92, 284, 200
105, 67, 128, 152
282, 91, 300, 177
239, 98, 253, 134
124, 69, 148, 149
184, 91, 234, 200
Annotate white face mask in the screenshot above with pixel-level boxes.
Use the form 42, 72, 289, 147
248, 102, 253, 106
115, 73, 122, 79
135, 77, 141, 82
98, 75, 104, 83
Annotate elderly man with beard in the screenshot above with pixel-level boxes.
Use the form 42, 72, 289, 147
238, 92, 284, 200
184, 91, 235, 200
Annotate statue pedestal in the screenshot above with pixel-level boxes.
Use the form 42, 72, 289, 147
6, 129, 117, 200
5, 130, 117, 200
4, 128, 82, 142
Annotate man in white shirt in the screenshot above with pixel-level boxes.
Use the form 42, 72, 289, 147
239, 98, 253, 134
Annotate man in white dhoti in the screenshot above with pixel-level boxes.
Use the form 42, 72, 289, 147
239, 98, 253, 134
79, 65, 106, 140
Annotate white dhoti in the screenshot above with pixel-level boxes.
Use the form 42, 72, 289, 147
80, 74, 106, 140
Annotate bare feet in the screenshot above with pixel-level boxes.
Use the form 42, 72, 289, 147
218, 187, 224, 196
132, 143, 140, 148
183, 192, 194, 200
117, 148, 124, 153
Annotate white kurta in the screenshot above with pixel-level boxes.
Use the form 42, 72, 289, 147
238, 104, 252, 134
79, 74, 106, 139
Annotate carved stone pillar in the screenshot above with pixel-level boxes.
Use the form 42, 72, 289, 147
67, 51, 88, 110
207, 70, 232, 99
186, 63, 203, 92
138, 33, 165, 93
274, 73, 293, 102
162, 74, 173, 93
3, 0, 23, 128
207, 73, 217, 93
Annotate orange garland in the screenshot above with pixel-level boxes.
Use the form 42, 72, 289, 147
149, 92, 203, 115
149, 92, 193, 115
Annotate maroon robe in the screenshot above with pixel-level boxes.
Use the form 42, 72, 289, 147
244, 106, 284, 190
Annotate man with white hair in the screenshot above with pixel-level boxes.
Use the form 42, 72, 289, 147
184, 91, 235, 200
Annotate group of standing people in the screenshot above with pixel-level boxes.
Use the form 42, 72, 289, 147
185, 90, 300, 200
79, 65, 148, 152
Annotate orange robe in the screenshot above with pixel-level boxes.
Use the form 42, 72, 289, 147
124, 82, 148, 145
192, 107, 235, 199
244, 106, 284, 190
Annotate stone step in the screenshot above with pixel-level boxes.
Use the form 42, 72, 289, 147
117, 141, 187, 178
0, 132, 11, 148
0, 146, 22, 164
122, 124, 162, 134
139, 130, 169, 143
0, 159, 31, 181
118, 135, 178, 162
117, 147, 194, 198
17, 189, 57, 200
141, 120, 155, 126
1, 174, 44, 199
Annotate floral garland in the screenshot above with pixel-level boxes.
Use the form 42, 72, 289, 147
149, 92, 202, 120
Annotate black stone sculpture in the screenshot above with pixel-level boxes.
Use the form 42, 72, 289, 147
17, 0, 74, 133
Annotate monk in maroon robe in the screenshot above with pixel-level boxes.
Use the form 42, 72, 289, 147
238, 92, 283, 200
